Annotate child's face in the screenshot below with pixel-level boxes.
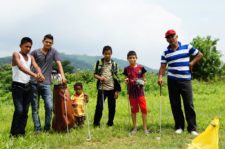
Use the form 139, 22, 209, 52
20, 42, 32, 55
103, 50, 112, 61
128, 55, 137, 66
74, 86, 83, 95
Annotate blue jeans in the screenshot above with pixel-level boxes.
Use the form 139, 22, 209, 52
10, 82, 32, 136
31, 83, 53, 131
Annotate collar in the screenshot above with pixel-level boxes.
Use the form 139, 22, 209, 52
167, 41, 181, 51
103, 59, 112, 64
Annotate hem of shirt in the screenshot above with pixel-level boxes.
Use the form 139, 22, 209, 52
167, 76, 192, 81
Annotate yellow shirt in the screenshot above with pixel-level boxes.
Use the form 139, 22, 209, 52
71, 93, 85, 117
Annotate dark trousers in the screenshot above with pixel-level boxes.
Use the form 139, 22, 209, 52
167, 79, 197, 132
10, 82, 32, 136
94, 90, 116, 126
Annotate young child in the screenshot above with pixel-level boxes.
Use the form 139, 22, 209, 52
93, 45, 121, 127
71, 82, 88, 127
123, 51, 149, 135
10, 37, 44, 137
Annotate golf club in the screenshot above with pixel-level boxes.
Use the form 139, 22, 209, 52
63, 90, 69, 133
101, 81, 105, 124
85, 103, 91, 141
156, 85, 162, 141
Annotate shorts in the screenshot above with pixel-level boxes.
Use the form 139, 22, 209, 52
129, 96, 147, 114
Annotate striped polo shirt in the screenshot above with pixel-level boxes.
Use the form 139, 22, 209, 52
71, 93, 86, 117
161, 42, 199, 81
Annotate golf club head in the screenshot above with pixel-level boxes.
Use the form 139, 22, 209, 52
156, 136, 161, 141
86, 137, 92, 141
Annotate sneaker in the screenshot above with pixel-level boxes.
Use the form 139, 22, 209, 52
175, 128, 183, 134
129, 127, 137, 135
190, 131, 199, 136
144, 129, 150, 135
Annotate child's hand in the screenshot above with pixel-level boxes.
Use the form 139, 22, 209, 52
114, 91, 119, 99
99, 76, 107, 81
84, 94, 89, 103
125, 78, 129, 84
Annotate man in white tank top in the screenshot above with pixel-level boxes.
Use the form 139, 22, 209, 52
10, 37, 45, 137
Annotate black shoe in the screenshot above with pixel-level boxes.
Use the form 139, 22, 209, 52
93, 124, 100, 128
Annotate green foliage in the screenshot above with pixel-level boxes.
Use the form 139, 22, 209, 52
0, 64, 12, 102
191, 36, 224, 81
53, 60, 75, 73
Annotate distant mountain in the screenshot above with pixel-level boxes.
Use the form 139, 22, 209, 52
0, 53, 157, 72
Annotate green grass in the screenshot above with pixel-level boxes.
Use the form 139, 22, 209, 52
0, 78, 225, 149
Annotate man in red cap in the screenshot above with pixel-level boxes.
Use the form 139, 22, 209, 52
158, 29, 203, 136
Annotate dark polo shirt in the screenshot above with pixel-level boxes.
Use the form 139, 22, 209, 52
31, 48, 61, 85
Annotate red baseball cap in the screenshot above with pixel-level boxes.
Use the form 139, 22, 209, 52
165, 29, 176, 38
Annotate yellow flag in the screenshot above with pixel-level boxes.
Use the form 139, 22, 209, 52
187, 117, 219, 149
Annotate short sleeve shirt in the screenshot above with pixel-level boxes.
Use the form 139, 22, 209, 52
123, 65, 147, 98
31, 48, 61, 85
161, 42, 199, 81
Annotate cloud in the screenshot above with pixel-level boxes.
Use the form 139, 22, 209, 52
0, 0, 183, 68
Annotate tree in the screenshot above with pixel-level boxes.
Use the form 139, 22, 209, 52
191, 36, 223, 81
53, 60, 75, 73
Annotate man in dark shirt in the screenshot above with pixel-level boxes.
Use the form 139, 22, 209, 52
31, 34, 66, 132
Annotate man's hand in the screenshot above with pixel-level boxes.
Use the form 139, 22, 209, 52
189, 62, 194, 72
62, 78, 67, 84
114, 91, 119, 99
36, 73, 45, 82
157, 76, 163, 86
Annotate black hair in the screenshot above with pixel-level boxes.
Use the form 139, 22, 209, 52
43, 34, 54, 41
127, 50, 137, 58
74, 82, 83, 89
20, 37, 32, 46
102, 45, 112, 54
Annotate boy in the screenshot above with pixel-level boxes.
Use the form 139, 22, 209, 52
71, 82, 88, 127
123, 51, 149, 135
93, 45, 121, 127
10, 37, 44, 137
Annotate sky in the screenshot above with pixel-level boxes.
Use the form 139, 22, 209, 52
0, 0, 225, 69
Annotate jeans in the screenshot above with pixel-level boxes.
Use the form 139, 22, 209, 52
167, 79, 197, 132
10, 82, 32, 136
94, 90, 116, 126
31, 83, 53, 131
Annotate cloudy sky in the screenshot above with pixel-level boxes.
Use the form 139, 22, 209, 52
0, 0, 224, 69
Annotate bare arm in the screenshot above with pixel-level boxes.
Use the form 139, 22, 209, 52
12, 52, 37, 78
190, 52, 203, 71
157, 64, 167, 86
31, 56, 45, 81
55, 60, 66, 83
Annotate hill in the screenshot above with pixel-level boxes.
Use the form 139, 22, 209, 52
0, 53, 157, 72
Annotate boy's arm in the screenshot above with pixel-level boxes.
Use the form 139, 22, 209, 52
84, 93, 89, 103
31, 56, 45, 81
94, 60, 106, 81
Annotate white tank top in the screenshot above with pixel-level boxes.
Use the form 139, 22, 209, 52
12, 52, 32, 84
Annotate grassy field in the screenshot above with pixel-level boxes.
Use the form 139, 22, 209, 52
0, 76, 225, 149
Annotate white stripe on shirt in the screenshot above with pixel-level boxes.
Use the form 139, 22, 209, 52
167, 57, 190, 64
168, 72, 191, 79
165, 49, 189, 59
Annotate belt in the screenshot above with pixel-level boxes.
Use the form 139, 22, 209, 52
12, 81, 31, 88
